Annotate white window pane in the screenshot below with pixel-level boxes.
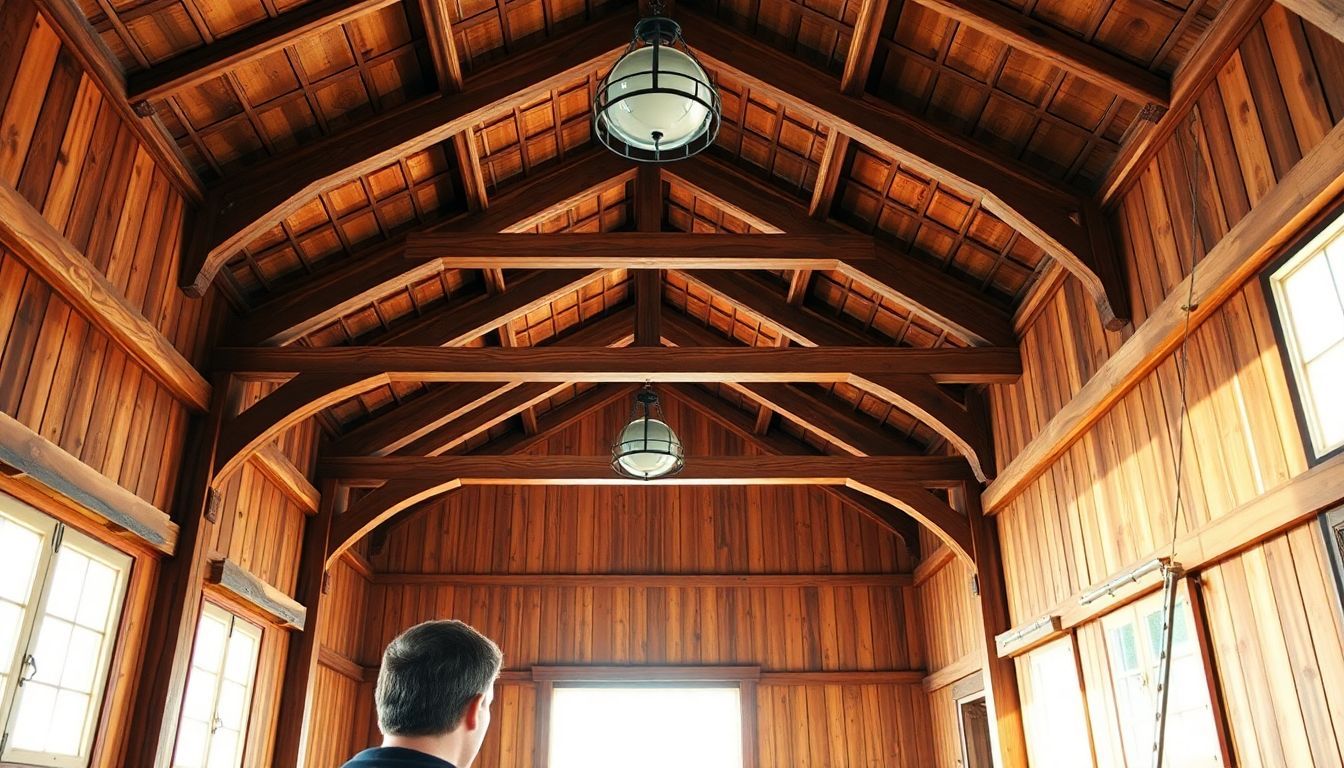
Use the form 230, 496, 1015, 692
31, 618, 73, 684
45, 550, 89, 622
192, 614, 229, 674
206, 728, 241, 768
1306, 344, 1344, 451
182, 670, 218, 722
1283, 256, 1344, 361
223, 631, 257, 684
550, 687, 742, 768
76, 558, 117, 629
175, 719, 210, 768
9, 681, 58, 751
47, 688, 92, 755
0, 516, 43, 604
61, 625, 103, 693
215, 680, 248, 730
0, 600, 24, 671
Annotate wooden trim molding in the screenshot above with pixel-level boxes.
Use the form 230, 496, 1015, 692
206, 558, 307, 630
250, 444, 319, 515
922, 651, 982, 692
0, 180, 210, 411
985, 119, 1344, 514
0, 411, 177, 553
913, 546, 956, 586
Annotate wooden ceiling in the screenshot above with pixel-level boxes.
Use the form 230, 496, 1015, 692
75, 0, 1243, 550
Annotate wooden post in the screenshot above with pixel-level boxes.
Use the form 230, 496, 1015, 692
123, 375, 236, 767
965, 483, 1029, 768
271, 480, 344, 766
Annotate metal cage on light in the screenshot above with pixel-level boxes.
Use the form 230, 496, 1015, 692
592, 6, 721, 162
611, 385, 685, 480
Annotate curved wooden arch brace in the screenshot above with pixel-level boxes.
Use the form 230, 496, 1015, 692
847, 479, 974, 565
852, 373, 995, 483
323, 472, 972, 569
214, 373, 387, 485
179, 17, 628, 296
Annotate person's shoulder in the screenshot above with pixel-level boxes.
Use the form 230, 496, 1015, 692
339, 747, 458, 767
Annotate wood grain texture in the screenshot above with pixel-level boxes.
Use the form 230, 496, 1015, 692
207, 557, 307, 630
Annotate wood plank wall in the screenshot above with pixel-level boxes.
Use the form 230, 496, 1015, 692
314, 397, 933, 767
307, 554, 377, 768
917, 554, 983, 768
0, 2, 332, 765
910, 4, 1344, 767
0, 0, 219, 512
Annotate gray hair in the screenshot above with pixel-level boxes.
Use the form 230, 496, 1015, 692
375, 620, 503, 736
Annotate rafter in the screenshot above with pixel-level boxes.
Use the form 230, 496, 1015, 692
403, 232, 874, 269
670, 272, 997, 479
661, 315, 919, 457
664, 155, 1015, 347
322, 456, 974, 564
331, 309, 635, 457
178, 14, 630, 296
125, 0, 401, 104
214, 345, 1023, 384
840, 0, 892, 95
682, 7, 1129, 329
910, 0, 1170, 107
213, 269, 604, 483
635, 164, 663, 346
417, 0, 465, 92
236, 148, 634, 346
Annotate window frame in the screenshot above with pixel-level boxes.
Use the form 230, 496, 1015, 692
0, 495, 133, 768
533, 666, 757, 768
170, 601, 265, 768
1262, 203, 1344, 466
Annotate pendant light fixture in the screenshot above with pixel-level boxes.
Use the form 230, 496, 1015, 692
612, 385, 684, 480
593, 0, 721, 162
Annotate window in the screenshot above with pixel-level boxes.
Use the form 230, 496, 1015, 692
1101, 587, 1222, 767
172, 603, 263, 768
1019, 637, 1092, 767
0, 494, 132, 767
549, 685, 743, 768
1268, 210, 1344, 460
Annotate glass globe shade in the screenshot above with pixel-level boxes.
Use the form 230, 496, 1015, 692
601, 45, 712, 151
614, 418, 682, 478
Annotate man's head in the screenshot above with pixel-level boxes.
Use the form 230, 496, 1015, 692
375, 620, 503, 766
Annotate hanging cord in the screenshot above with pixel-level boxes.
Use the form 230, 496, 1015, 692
1152, 109, 1203, 768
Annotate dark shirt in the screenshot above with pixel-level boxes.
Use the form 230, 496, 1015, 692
339, 746, 459, 768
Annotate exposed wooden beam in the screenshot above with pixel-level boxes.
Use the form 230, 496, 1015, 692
237, 148, 633, 347
479, 382, 636, 456
215, 345, 1023, 384
206, 558, 307, 630
1098, 0, 1274, 204
31, 0, 203, 199
985, 119, 1344, 514
635, 163, 663, 346
808, 132, 849, 218
0, 412, 178, 554
398, 382, 572, 456
659, 382, 926, 553
374, 572, 913, 587
911, 0, 1170, 107
404, 232, 875, 269
669, 275, 996, 480
417, 0, 465, 92
215, 269, 602, 483
125, 0, 402, 104
840, 0, 892, 95
664, 155, 1016, 347
179, 14, 630, 296
250, 444, 319, 515
322, 456, 974, 561
0, 180, 211, 410
1278, 0, 1344, 42
684, 7, 1129, 329
331, 309, 634, 456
